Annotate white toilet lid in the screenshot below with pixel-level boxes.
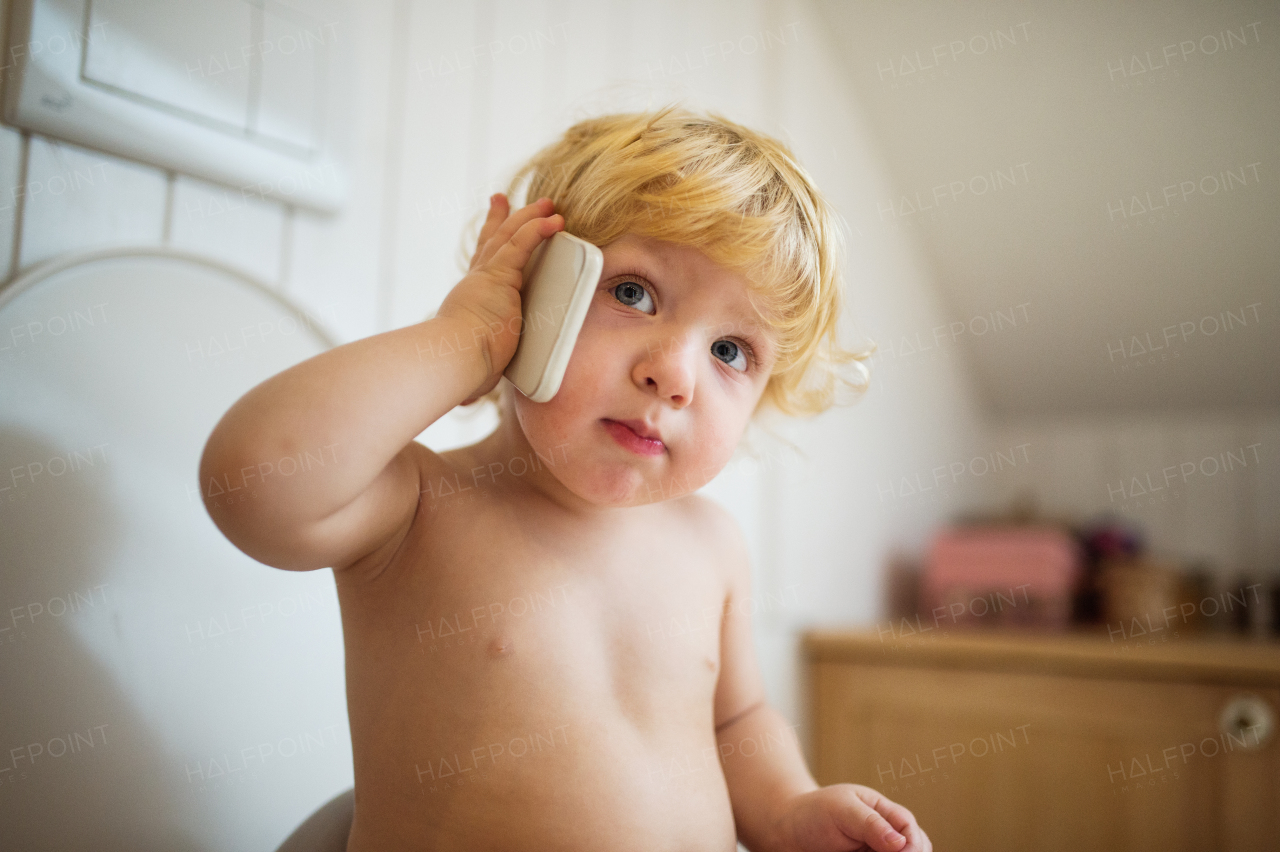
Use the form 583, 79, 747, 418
0, 248, 353, 851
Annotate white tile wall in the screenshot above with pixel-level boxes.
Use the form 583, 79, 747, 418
18, 136, 169, 268
0, 125, 22, 276
389, 0, 483, 330
284, 0, 392, 345
169, 175, 285, 284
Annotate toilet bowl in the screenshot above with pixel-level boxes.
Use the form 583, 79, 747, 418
0, 247, 353, 851
274, 787, 355, 852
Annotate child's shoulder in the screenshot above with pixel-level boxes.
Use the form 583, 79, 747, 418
667, 492, 750, 565
670, 490, 730, 526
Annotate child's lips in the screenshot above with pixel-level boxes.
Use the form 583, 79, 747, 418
601, 419, 666, 456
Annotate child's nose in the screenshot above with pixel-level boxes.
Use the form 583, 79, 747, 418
636, 330, 700, 406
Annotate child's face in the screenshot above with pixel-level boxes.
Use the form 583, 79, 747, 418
509, 232, 777, 507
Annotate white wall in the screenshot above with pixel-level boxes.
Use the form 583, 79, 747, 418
808, 0, 1280, 614
813, 0, 1280, 417
986, 412, 1280, 585
0, 0, 994, 812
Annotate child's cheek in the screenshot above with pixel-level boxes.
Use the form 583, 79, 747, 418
514, 326, 611, 441
559, 318, 616, 393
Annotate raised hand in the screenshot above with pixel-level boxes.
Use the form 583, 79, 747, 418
437, 193, 564, 405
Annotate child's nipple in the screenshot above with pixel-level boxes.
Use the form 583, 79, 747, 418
488, 633, 515, 658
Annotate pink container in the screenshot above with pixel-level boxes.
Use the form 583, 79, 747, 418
920, 526, 1083, 630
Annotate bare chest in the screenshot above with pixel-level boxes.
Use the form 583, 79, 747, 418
337, 491, 739, 850
341, 493, 728, 731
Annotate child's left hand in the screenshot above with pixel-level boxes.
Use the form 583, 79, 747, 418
773, 784, 931, 852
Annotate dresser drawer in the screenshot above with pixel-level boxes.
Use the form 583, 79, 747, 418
804, 631, 1280, 852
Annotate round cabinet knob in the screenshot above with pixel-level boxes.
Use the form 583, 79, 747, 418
1218, 694, 1275, 751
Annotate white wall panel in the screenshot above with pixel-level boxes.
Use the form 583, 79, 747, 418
478, 0, 560, 187
285, 1, 390, 344
393, 2, 495, 451
1251, 414, 1280, 572
18, 138, 167, 269
169, 175, 285, 285
1112, 419, 1181, 553
618, 0, 783, 123
988, 411, 1280, 586
0, 0, 15, 278
389, 0, 482, 333
1171, 419, 1251, 571
0, 125, 22, 277
772, 0, 990, 626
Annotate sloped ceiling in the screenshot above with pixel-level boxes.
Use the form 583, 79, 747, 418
812, 0, 1279, 417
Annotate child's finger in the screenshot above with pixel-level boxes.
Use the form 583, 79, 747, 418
488, 214, 563, 283
858, 788, 925, 850
868, 793, 916, 835
901, 824, 931, 852
863, 790, 928, 849
471, 194, 509, 268
484, 196, 554, 254
833, 800, 906, 852
892, 824, 929, 852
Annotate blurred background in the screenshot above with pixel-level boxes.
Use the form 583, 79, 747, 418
0, 0, 1276, 849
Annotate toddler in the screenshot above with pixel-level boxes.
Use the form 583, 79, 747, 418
201, 104, 930, 852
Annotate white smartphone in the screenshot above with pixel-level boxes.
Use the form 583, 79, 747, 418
503, 230, 604, 402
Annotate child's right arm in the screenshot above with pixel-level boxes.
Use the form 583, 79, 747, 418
198, 194, 563, 573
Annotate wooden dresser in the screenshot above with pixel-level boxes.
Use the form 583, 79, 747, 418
802, 629, 1280, 851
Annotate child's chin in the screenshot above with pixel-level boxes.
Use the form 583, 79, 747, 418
562, 466, 663, 507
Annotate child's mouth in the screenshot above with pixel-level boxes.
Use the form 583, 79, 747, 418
601, 419, 666, 456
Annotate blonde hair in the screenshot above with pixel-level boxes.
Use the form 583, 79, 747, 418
458, 102, 871, 418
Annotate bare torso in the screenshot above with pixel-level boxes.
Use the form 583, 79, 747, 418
336, 441, 738, 851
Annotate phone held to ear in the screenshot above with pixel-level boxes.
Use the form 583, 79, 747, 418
503, 231, 603, 403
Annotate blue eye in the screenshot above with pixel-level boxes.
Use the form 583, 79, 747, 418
609, 276, 753, 373
711, 339, 748, 372
612, 280, 654, 314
